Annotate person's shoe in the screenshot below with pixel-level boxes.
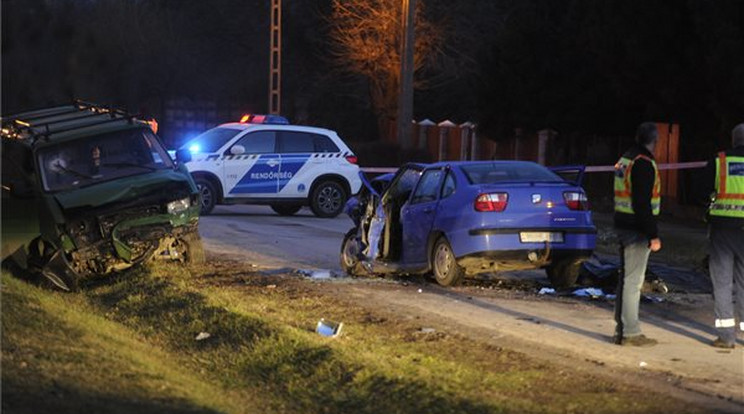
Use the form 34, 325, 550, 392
619, 334, 658, 347
711, 337, 735, 349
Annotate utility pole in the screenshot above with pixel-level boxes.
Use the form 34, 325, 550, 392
396, 0, 415, 148
268, 0, 282, 115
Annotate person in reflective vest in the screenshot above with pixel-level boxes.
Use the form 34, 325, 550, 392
612, 122, 662, 347
702, 123, 744, 348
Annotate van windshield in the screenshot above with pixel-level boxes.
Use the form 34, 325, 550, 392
37, 128, 173, 192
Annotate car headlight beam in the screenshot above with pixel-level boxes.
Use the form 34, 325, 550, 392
167, 197, 191, 215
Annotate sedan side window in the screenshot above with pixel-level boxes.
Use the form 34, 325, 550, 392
441, 171, 456, 199
411, 169, 443, 204
383, 167, 422, 205
233, 131, 276, 154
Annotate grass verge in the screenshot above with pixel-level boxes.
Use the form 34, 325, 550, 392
3, 261, 704, 413
1, 272, 251, 414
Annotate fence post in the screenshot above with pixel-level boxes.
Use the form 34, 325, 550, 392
460, 122, 475, 160
537, 129, 556, 165
471, 128, 479, 160
418, 119, 435, 151
437, 120, 456, 161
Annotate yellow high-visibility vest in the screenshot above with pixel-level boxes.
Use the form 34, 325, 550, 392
614, 154, 661, 215
710, 152, 744, 218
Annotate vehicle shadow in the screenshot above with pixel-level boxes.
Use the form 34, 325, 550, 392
1, 254, 53, 290
410, 272, 718, 346
423, 283, 611, 342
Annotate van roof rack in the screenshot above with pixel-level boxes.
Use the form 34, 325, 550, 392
1, 100, 142, 144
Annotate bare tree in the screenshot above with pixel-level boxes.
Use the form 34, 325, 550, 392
326, 0, 444, 138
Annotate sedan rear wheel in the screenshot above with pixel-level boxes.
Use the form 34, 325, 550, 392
545, 258, 583, 288
432, 237, 464, 287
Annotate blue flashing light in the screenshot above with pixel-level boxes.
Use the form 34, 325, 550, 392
239, 113, 289, 125
189, 144, 201, 153
264, 115, 290, 125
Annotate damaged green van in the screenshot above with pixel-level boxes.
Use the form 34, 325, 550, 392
1, 102, 203, 291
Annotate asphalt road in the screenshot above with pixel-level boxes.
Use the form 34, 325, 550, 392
198, 205, 354, 271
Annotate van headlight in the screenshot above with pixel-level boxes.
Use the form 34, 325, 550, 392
166, 197, 191, 214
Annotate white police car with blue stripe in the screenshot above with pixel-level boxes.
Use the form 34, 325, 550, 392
180, 114, 361, 218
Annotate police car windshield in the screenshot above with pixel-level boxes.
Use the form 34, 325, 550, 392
181, 127, 241, 153
461, 163, 563, 184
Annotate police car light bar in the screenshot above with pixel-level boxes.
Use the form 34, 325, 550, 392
239, 114, 289, 125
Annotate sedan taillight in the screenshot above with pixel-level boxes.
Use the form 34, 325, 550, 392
563, 191, 589, 211
475, 193, 508, 212
345, 155, 358, 164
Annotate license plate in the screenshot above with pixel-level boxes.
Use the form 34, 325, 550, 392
519, 232, 564, 243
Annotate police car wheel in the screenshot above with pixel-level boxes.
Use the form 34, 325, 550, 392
271, 204, 302, 216
195, 179, 216, 215
431, 237, 464, 287
310, 181, 347, 218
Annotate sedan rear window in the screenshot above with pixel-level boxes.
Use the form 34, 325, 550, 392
461, 163, 563, 184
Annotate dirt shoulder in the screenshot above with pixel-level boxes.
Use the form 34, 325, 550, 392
194, 259, 725, 413
206, 240, 742, 413
338, 279, 743, 410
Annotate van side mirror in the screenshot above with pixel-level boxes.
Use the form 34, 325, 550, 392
175, 148, 192, 164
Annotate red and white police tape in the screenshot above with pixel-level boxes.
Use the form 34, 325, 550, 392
361, 161, 707, 174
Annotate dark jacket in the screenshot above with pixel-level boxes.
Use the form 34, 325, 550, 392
700, 145, 744, 228
614, 144, 659, 240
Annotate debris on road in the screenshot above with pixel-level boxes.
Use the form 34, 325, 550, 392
579, 255, 670, 294
296, 269, 343, 280
572, 287, 605, 299
642, 295, 664, 303
538, 287, 556, 295
316, 319, 343, 337
418, 327, 436, 334
195, 332, 211, 341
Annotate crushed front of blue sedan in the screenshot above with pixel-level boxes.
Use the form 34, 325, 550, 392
341, 161, 597, 288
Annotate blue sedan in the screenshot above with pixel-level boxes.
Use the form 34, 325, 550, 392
341, 161, 597, 288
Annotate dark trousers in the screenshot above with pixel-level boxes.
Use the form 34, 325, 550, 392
709, 225, 744, 343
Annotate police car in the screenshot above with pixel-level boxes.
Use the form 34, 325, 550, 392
180, 114, 362, 218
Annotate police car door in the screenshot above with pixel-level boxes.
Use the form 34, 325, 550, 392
223, 130, 280, 197
276, 131, 318, 198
